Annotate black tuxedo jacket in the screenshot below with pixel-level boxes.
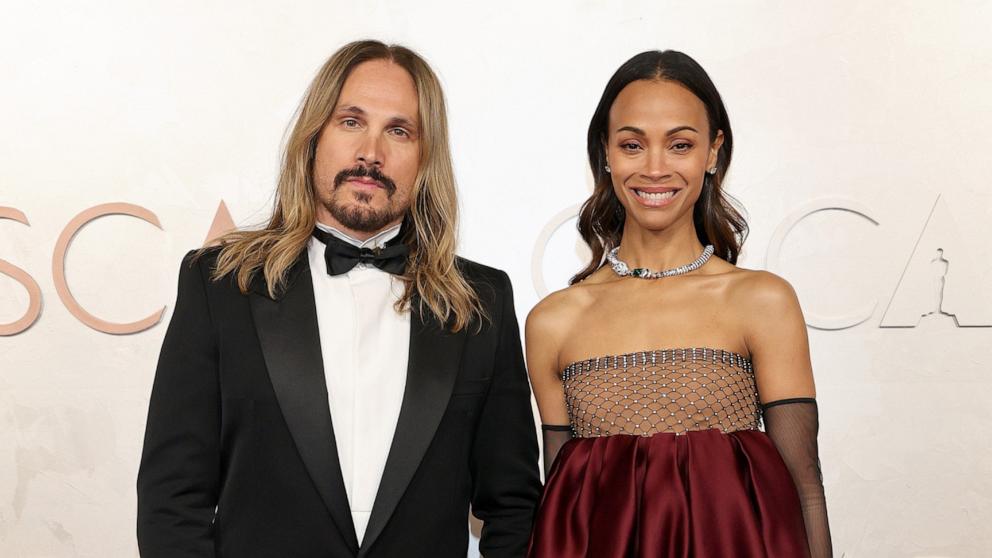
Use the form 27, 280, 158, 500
137, 248, 541, 557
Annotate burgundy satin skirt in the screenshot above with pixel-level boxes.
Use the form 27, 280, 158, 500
527, 429, 809, 558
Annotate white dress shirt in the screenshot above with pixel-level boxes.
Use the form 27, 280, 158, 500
307, 222, 410, 545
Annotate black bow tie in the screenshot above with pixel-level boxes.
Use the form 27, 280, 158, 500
312, 227, 409, 276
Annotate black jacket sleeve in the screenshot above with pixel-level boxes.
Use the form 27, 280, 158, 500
137, 252, 220, 557
470, 271, 542, 557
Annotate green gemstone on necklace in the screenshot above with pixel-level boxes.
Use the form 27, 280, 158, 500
606, 245, 715, 279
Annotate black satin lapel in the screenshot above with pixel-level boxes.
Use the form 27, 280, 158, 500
249, 259, 360, 552
359, 307, 467, 554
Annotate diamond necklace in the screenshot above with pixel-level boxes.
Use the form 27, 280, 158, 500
606, 244, 715, 279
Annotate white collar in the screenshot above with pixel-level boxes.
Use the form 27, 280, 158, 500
315, 221, 402, 249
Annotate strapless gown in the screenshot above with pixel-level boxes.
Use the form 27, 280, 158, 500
527, 348, 810, 558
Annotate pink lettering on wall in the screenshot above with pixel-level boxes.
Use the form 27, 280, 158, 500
0, 207, 42, 336
52, 203, 165, 335
204, 200, 236, 246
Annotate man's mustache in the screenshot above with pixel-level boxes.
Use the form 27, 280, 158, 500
333, 165, 397, 195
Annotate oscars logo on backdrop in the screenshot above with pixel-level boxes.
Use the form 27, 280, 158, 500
3, 194, 990, 336
922, 249, 951, 321
875, 195, 989, 328
531, 194, 991, 330
0, 201, 236, 336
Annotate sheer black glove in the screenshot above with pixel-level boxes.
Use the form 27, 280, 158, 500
763, 398, 833, 558
540, 425, 573, 479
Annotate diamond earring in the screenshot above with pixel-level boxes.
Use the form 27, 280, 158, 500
707, 167, 717, 175
605, 164, 612, 173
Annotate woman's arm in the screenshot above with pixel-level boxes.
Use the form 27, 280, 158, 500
525, 292, 572, 478
743, 271, 833, 558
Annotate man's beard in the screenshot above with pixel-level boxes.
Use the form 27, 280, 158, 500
322, 165, 406, 233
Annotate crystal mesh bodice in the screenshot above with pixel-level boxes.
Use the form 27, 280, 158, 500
562, 347, 761, 437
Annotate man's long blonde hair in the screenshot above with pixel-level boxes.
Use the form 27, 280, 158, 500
208, 40, 483, 332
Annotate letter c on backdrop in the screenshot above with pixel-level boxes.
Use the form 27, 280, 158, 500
52, 203, 165, 335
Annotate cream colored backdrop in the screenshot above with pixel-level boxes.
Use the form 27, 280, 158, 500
2, 1, 990, 556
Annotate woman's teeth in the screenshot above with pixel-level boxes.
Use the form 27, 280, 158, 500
635, 189, 677, 201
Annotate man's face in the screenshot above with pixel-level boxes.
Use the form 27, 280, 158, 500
313, 59, 421, 238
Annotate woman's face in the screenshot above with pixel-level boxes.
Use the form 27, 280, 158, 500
606, 79, 723, 234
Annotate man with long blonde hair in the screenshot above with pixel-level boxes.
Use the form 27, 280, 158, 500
137, 40, 541, 558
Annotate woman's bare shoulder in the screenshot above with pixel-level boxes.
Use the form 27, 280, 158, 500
718, 268, 804, 334
528, 283, 590, 331
729, 268, 800, 308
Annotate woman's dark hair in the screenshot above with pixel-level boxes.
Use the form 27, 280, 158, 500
571, 50, 747, 284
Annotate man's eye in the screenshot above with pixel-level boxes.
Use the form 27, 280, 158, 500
391, 128, 410, 138
342, 118, 359, 128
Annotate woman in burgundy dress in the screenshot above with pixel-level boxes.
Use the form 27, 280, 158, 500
525, 51, 832, 557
